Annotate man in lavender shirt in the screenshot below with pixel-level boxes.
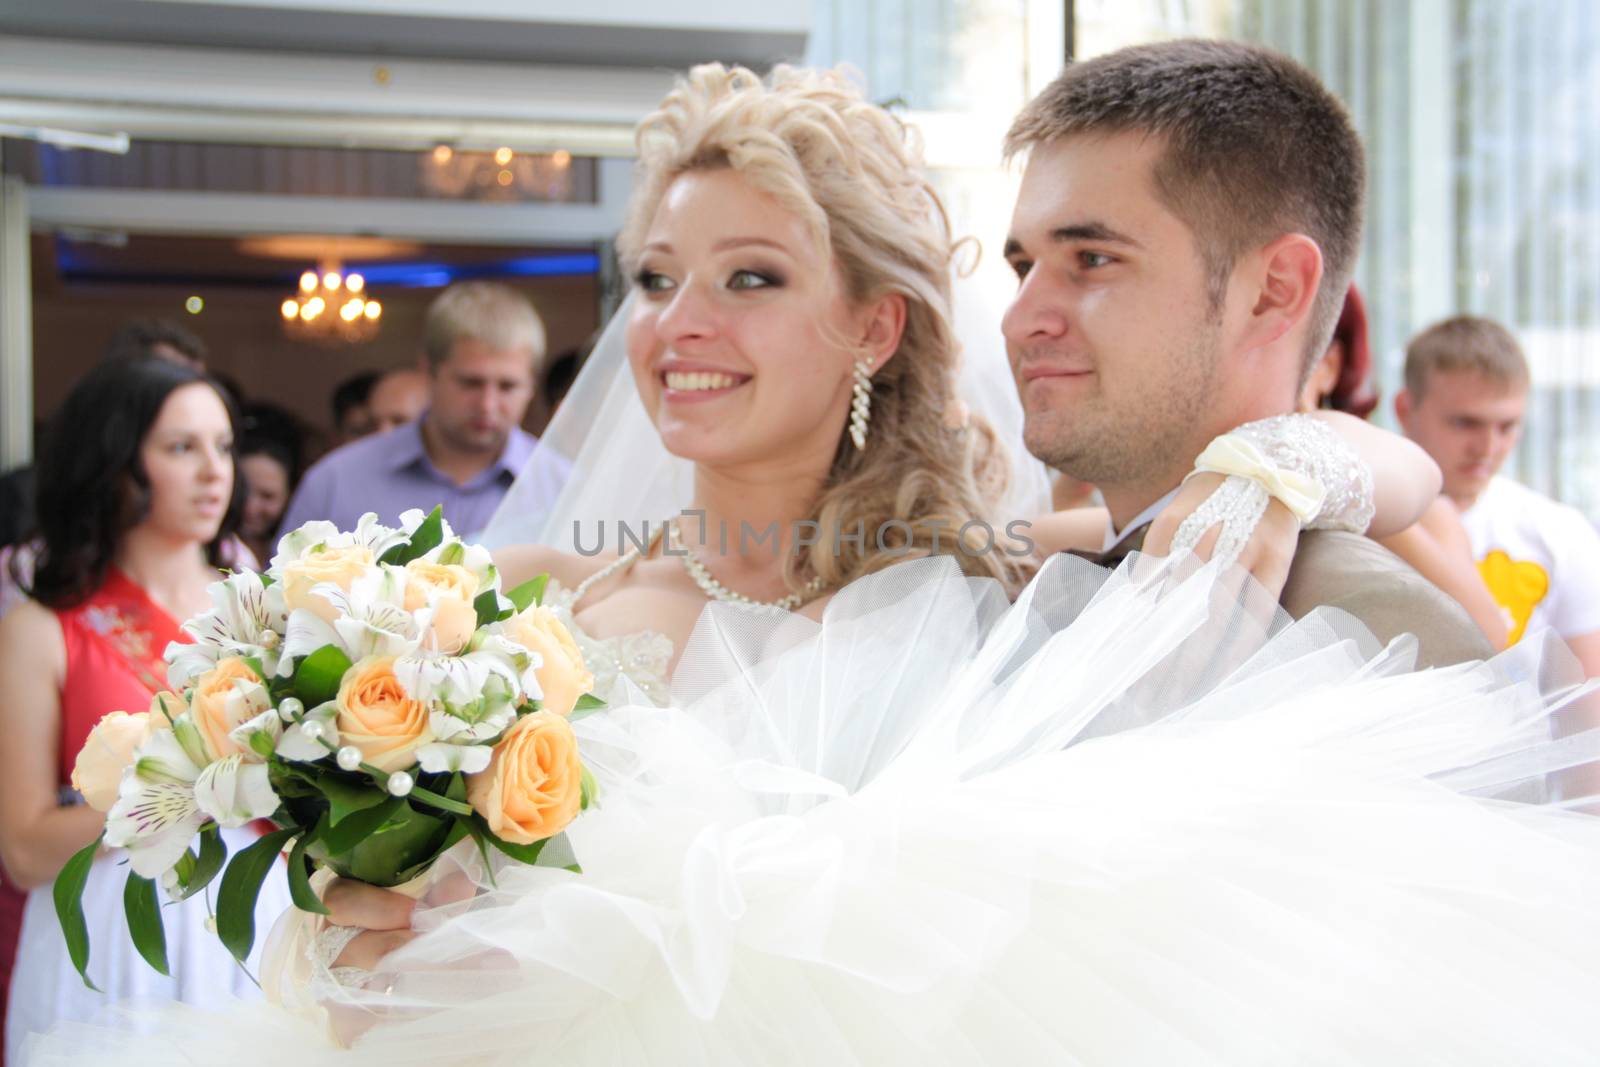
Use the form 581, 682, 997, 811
278, 282, 569, 543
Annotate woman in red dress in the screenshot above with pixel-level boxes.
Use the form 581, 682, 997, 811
0, 357, 289, 1064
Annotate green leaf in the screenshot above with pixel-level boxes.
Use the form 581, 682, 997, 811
568, 693, 607, 723
579, 764, 598, 811
473, 588, 502, 629
474, 816, 548, 865
459, 817, 499, 888
122, 873, 169, 976
436, 541, 465, 566
318, 795, 404, 855
380, 506, 444, 566
171, 825, 228, 902
317, 774, 391, 828
53, 835, 102, 991
242, 656, 268, 683
216, 827, 297, 963
294, 645, 353, 708
505, 575, 548, 613
408, 784, 473, 817
287, 823, 330, 916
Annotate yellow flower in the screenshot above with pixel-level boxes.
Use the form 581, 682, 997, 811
280, 545, 376, 623
336, 655, 434, 772
71, 710, 157, 812
189, 657, 269, 760
467, 712, 582, 845
502, 605, 594, 717
403, 560, 480, 655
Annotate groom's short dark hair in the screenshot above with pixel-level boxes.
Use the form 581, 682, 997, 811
1005, 39, 1365, 376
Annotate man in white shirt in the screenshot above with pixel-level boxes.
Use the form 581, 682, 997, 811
1397, 315, 1600, 679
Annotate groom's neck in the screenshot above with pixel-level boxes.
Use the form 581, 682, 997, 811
1101, 475, 1189, 534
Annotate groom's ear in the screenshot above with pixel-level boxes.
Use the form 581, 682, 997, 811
1241, 233, 1323, 354
859, 292, 908, 372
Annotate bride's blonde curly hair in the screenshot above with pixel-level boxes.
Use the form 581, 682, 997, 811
618, 63, 1030, 595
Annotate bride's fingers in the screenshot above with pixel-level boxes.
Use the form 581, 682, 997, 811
333, 927, 418, 971
1143, 474, 1225, 557
323, 878, 416, 931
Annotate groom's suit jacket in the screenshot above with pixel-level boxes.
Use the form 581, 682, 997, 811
1077, 526, 1494, 669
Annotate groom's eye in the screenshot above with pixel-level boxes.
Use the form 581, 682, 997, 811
1007, 258, 1032, 281
1078, 251, 1114, 269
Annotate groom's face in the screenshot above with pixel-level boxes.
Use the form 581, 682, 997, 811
1002, 133, 1223, 491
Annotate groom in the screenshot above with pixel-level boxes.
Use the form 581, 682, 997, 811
1001, 39, 1490, 667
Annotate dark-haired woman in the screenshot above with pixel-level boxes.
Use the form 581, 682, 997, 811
0, 358, 290, 1063
237, 435, 296, 567
1298, 286, 1508, 648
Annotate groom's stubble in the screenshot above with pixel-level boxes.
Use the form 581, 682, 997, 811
1022, 314, 1224, 498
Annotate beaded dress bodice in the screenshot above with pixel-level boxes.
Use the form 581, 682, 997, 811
546, 555, 674, 706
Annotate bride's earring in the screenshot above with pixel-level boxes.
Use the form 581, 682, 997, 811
849, 359, 873, 450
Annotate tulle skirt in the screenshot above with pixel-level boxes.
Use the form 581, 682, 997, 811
26, 554, 1600, 1066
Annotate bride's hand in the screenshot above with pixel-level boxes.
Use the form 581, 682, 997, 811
322, 878, 420, 970
1143, 473, 1300, 598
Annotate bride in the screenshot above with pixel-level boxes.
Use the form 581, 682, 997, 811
25, 65, 1600, 1065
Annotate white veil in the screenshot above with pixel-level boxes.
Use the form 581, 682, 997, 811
478, 271, 1051, 554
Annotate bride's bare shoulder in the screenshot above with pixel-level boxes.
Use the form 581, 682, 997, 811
492, 543, 614, 591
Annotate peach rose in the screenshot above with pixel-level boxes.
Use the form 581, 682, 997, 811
502, 606, 594, 717
190, 657, 270, 760
403, 560, 480, 655
71, 710, 156, 812
336, 655, 434, 772
280, 545, 376, 623
467, 711, 582, 846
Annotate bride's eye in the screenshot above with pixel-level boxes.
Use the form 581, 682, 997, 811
728, 269, 779, 291
634, 269, 676, 293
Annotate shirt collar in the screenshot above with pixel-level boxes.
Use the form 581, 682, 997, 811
387, 418, 534, 481
385, 419, 431, 473
1103, 488, 1181, 552
492, 427, 536, 480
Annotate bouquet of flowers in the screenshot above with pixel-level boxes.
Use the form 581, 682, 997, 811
55, 508, 599, 988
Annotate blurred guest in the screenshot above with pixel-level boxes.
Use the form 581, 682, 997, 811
278, 282, 566, 539
240, 401, 313, 486
1398, 315, 1600, 674
1299, 288, 1507, 648
367, 368, 430, 434
103, 318, 207, 370
330, 370, 380, 444
237, 435, 295, 565
0, 357, 289, 1063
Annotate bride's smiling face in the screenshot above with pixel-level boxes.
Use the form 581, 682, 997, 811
626, 168, 875, 471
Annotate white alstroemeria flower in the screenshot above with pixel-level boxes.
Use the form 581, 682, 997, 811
193, 755, 280, 827
269, 513, 409, 575
167, 571, 288, 689
395, 645, 524, 709
106, 728, 207, 878
414, 742, 493, 775
228, 706, 283, 758
478, 630, 546, 705
279, 565, 424, 665
105, 779, 209, 878
275, 700, 341, 762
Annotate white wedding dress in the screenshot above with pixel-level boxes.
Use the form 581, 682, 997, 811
27, 551, 1600, 1066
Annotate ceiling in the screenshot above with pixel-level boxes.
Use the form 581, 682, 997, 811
0, 0, 811, 69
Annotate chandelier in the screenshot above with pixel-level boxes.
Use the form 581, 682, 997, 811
419, 145, 576, 202
280, 267, 382, 345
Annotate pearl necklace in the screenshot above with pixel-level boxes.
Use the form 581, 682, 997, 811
668, 520, 826, 611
